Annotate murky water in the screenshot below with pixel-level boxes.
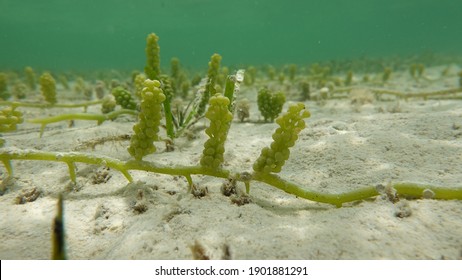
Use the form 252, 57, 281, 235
1, 0, 461, 71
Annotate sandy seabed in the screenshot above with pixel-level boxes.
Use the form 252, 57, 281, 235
1, 66, 462, 260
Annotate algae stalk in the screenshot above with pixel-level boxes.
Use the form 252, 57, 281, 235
1, 147, 461, 207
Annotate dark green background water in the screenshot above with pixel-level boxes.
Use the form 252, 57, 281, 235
1, 0, 461, 71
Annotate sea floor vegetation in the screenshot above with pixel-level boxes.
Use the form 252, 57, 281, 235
1, 34, 462, 259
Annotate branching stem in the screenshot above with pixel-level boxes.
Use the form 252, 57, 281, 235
1, 148, 461, 207
332, 86, 462, 99
0, 100, 103, 110
27, 109, 137, 137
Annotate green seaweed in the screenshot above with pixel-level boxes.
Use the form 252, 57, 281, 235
197, 53, 222, 117
0, 100, 102, 110
40, 72, 57, 104
0, 72, 9, 100
0, 104, 24, 133
112, 86, 137, 110
24, 66, 36, 90
144, 33, 161, 81
382, 67, 392, 83
127, 79, 165, 161
253, 103, 310, 173
1, 33, 462, 211
200, 94, 233, 170
159, 75, 175, 139
2, 100, 461, 207
1, 147, 461, 207
28, 109, 137, 137
257, 87, 286, 122
164, 55, 241, 140
458, 71, 462, 88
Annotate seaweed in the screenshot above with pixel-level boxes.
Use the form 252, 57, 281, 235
24, 66, 36, 90
112, 86, 137, 110
127, 79, 165, 160
253, 103, 309, 173
196, 53, 222, 117
0, 104, 24, 133
0, 72, 9, 100
200, 94, 233, 170
144, 33, 161, 81
2, 99, 461, 207
40, 72, 57, 104
257, 87, 286, 122
1, 33, 462, 210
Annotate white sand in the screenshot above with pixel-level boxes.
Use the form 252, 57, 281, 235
1, 66, 462, 259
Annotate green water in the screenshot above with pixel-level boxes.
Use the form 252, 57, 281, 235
1, 0, 461, 71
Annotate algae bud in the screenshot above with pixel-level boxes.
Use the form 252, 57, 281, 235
257, 87, 286, 122
253, 103, 310, 173
128, 79, 165, 160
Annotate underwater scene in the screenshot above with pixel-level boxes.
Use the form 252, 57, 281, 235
0, 0, 462, 259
